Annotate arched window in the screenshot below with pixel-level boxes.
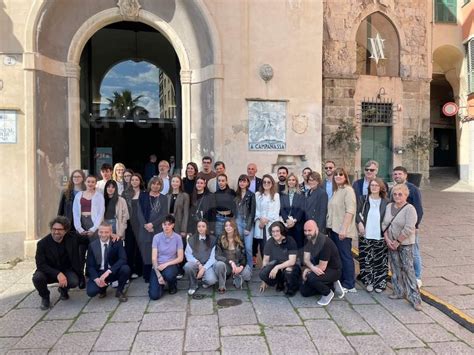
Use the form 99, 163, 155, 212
356, 12, 400, 77
99, 60, 176, 120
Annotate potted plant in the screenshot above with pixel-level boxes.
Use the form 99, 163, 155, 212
326, 118, 361, 179
404, 133, 437, 187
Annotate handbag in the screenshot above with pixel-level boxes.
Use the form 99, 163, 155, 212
382, 203, 408, 235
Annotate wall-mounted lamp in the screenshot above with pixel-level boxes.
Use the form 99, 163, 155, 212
393, 146, 405, 155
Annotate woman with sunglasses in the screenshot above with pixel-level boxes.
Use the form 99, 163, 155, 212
235, 174, 256, 268
58, 169, 86, 230
254, 174, 280, 262
382, 184, 422, 311
356, 177, 389, 293
327, 168, 357, 293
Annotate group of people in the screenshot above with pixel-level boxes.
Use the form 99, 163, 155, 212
33, 156, 424, 311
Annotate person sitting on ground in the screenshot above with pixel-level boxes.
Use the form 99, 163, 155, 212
214, 219, 252, 294
148, 215, 184, 300
184, 220, 218, 295
86, 222, 130, 302
33, 216, 90, 310
259, 221, 301, 296
300, 220, 344, 306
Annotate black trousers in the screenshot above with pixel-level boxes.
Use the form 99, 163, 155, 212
32, 269, 79, 298
259, 262, 301, 293
124, 221, 143, 276
300, 268, 341, 297
86, 265, 131, 297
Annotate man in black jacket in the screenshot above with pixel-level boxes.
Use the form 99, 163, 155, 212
33, 216, 89, 310
86, 222, 130, 302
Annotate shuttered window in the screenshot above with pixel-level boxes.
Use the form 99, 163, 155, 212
435, 0, 457, 23
468, 39, 474, 94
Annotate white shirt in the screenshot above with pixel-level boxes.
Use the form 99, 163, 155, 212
100, 240, 110, 270
249, 178, 257, 193
365, 197, 382, 240
161, 175, 170, 195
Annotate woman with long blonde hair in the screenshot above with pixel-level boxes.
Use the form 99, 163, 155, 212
112, 163, 126, 195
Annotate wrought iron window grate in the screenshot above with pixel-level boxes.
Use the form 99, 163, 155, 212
361, 100, 393, 125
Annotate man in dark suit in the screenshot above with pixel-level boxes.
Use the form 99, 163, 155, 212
305, 172, 328, 232
247, 163, 262, 193
86, 222, 130, 302
33, 216, 89, 310
352, 160, 388, 199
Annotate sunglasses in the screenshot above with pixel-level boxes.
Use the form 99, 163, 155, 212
365, 168, 376, 172
334, 173, 345, 177
324, 167, 334, 170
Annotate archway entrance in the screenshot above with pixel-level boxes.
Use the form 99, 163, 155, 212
79, 21, 181, 175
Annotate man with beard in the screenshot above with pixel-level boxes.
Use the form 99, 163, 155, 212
277, 166, 288, 194
322, 160, 335, 200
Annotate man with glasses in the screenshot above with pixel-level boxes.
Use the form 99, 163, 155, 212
352, 160, 382, 199
158, 160, 171, 195
198, 156, 217, 182
33, 216, 90, 310
322, 161, 336, 200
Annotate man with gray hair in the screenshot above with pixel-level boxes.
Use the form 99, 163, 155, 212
352, 160, 384, 199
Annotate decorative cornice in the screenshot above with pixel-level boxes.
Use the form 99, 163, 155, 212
117, 0, 141, 21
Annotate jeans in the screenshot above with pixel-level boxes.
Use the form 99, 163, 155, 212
105, 219, 117, 234
213, 261, 252, 289
413, 231, 422, 280
86, 265, 131, 297
183, 261, 218, 290
148, 265, 179, 300
236, 216, 253, 268
330, 231, 355, 289
32, 270, 79, 299
215, 215, 230, 239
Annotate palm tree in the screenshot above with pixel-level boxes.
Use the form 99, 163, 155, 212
104, 90, 143, 118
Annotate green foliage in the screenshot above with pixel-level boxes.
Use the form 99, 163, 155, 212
327, 118, 361, 153
405, 134, 437, 157
104, 90, 143, 118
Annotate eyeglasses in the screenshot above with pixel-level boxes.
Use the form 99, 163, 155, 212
370, 184, 380, 188
72, 175, 82, 178
203, 161, 211, 164
334, 173, 345, 177
263, 180, 272, 184
365, 168, 376, 172
324, 167, 334, 170
51, 228, 65, 232
392, 192, 404, 197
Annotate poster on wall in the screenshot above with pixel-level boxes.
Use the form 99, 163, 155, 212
248, 100, 286, 151
95, 147, 113, 174
0, 110, 17, 144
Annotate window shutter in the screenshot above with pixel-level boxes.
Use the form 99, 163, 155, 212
435, 0, 457, 23
468, 39, 474, 94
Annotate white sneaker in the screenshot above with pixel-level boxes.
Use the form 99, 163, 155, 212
188, 288, 197, 295
416, 279, 422, 289
343, 287, 357, 293
111, 281, 119, 288
202, 283, 210, 289
366, 284, 374, 293
333, 280, 345, 299
317, 290, 335, 306
131, 273, 139, 279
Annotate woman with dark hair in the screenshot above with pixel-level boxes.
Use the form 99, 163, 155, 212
122, 169, 134, 195
305, 171, 328, 233
280, 173, 306, 255
137, 176, 168, 282
112, 163, 126, 195
183, 162, 199, 195
235, 174, 256, 268
253, 174, 280, 261
103, 180, 129, 240
184, 220, 218, 295
187, 176, 215, 235
259, 221, 300, 296
356, 177, 389, 293
213, 174, 236, 238
214, 219, 252, 293
168, 175, 190, 237
327, 167, 357, 293
58, 169, 86, 229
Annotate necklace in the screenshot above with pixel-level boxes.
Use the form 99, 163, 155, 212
149, 195, 161, 213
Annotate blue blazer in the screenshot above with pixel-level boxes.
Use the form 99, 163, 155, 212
87, 239, 127, 280
280, 192, 306, 247
304, 187, 328, 231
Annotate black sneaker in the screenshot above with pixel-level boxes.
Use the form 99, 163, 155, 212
98, 290, 107, 298
169, 285, 178, 294
58, 287, 69, 300
78, 276, 86, 289
40, 297, 50, 310
115, 291, 128, 302
276, 283, 285, 292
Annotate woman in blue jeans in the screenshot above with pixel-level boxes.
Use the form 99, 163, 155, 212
148, 215, 184, 300
234, 174, 256, 267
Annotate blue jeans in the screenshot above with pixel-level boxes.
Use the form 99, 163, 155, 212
330, 231, 355, 289
236, 216, 253, 268
148, 264, 179, 300
215, 215, 230, 239
413, 231, 422, 279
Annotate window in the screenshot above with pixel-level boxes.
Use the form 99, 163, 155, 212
361, 102, 393, 125
435, 0, 457, 23
468, 39, 474, 94
356, 12, 400, 76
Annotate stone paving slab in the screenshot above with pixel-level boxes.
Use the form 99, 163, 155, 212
69, 312, 110, 332
0, 309, 45, 337
146, 291, 188, 313
265, 326, 318, 354
406, 323, 458, 343
82, 293, 119, 313
326, 301, 374, 334
428, 341, 474, 354
49, 331, 99, 354
220, 335, 269, 355
111, 296, 148, 322
131, 330, 184, 354
220, 324, 261, 336
16, 288, 60, 309
217, 301, 257, 327
43, 292, 89, 320
12, 320, 71, 349
140, 311, 186, 331
0, 284, 36, 317
395, 348, 435, 354
6, 349, 49, 354
92, 322, 139, 352
190, 297, 214, 315
184, 315, 220, 352
297, 307, 330, 320
305, 319, 355, 354
347, 334, 395, 354
252, 297, 301, 326
372, 293, 435, 324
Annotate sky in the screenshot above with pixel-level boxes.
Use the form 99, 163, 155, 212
99, 60, 165, 118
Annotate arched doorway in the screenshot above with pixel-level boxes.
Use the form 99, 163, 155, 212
79, 22, 181, 175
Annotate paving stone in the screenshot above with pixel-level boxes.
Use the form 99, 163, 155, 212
396, 348, 435, 354
220, 335, 269, 355
215, 290, 249, 302
131, 330, 184, 354
326, 301, 374, 334
444, 295, 474, 310
50, 331, 99, 354
424, 286, 474, 297
190, 297, 214, 315
421, 277, 456, 287
347, 334, 395, 354
184, 315, 219, 352
248, 281, 282, 297
147, 292, 188, 313
220, 324, 262, 336
288, 293, 324, 308
305, 320, 355, 354
93, 322, 139, 352
90, 352, 129, 355
428, 341, 474, 354
372, 293, 434, 324
0, 338, 19, 353
16, 288, 60, 309
82, 293, 119, 313
13, 320, 71, 349
43, 291, 89, 320
0, 309, 45, 337
0, 284, 36, 317
6, 349, 49, 354
218, 302, 258, 327
344, 289, 378, 305
69, 312, 109, 332
265, 326, 317, 354
406, 323, 458, 343
140, 311, 186, 331
252, 297, 301, 326
354, 305, 425, 348
110, 296, 148, 322
297, 307, 330, 320
185, 352, 220, 355
125, 280, 149, 297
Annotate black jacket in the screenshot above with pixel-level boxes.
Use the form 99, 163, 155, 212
35, 232, 89, 278
305, 187, 328, 231
87, 238, 128, 279
356, 195, 389, 232
57, 191, 75, 229
235, 190, 256, 231
188, 192, 216, 234
280, 192, 306, 247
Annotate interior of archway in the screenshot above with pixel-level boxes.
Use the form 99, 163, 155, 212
79, 21, 181, 175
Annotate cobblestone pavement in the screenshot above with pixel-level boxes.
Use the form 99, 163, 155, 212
0, 260, 473, 354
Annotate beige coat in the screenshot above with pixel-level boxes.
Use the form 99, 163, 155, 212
167, 192, 190, 234
327, 185, 357, 238
382, 203, 417, 245
115, 196, 130, 238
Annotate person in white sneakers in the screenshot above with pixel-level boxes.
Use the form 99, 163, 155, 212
300, 220, 345, 306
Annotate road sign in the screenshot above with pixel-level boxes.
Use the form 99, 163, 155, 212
442, 102, 458, 117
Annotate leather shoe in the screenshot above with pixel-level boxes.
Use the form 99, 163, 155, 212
78, 276, 86, 290
115, 291, 128, 302
276, 283, 285, 292
169, 285, 177, 295
98, 291, 107, 298
40, 297, 50, 310
58, 287, 69, 300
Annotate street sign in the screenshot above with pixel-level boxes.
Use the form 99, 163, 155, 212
442, 102, 458, 117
